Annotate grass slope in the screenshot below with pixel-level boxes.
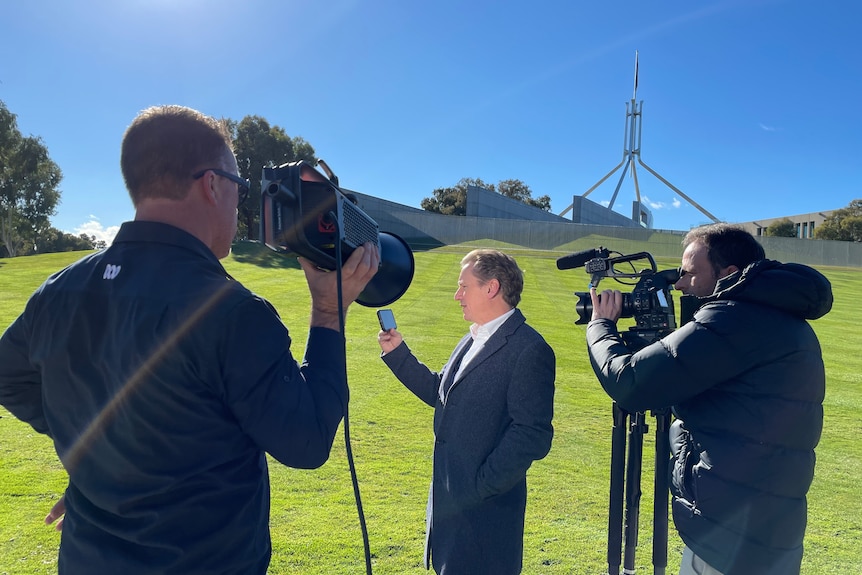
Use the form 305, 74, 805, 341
0, 243, 859, 574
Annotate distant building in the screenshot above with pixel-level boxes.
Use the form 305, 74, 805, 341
465, 185, 569, 223
466, 186, 653, 229
561, 195, 652, 229
349, 173, 844, 242
735, 210, 838, 239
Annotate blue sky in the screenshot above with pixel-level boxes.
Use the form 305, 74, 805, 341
2, 0, 860, 244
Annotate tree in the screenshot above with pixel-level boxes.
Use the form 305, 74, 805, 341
497, 179, 551, 211
815, 199, 862, 242
421, 178, 494, 216
231, 116, 316, 240
421, 177, 550, 215
765, 218, 797, 238
36, 227, 98, 253
421, 186, 466, 215
0, 100, 62, 257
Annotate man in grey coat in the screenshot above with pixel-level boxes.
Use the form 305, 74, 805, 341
378, 249, 555, 575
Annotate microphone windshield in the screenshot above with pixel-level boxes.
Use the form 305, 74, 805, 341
556, 247, 608, 270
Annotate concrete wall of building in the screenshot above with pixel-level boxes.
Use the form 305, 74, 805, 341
465, 185, 570, 223
756, 235, 861, 267
348, 188, 685, 255
567, 196, 643, 228
346, 190, 860, 267
632, 200, 653, 228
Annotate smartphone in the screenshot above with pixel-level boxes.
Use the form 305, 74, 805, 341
377, 309, 397, 331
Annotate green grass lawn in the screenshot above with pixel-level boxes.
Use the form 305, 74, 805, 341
1, 243, 859, 574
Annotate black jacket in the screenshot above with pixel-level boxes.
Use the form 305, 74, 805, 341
383, 309, 555, 575
587, 260, 832, 575
0, 221, 349, 575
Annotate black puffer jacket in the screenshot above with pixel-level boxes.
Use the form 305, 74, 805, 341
587, 260, 833, 575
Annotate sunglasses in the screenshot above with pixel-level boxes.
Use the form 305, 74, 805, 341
192, 168, 250, 207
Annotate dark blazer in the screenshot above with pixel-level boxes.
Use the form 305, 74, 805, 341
0, 222, 350, 575
382, 308, 555, 575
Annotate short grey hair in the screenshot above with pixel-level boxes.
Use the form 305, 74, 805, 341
461, 249, 524, 307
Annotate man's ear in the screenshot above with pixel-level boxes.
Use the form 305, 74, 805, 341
719, 265, 739, 280
486, 278, 500, 298
196, 171, 218, 206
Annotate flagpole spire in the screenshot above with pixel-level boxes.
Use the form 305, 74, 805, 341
558, 51, 721, 227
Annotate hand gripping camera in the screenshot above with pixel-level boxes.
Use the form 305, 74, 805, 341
557, 247, 686, 348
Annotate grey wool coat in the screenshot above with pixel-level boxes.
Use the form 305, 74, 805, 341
382, 308, 555, 575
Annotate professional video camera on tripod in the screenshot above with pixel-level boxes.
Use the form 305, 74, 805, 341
557, 247, 696, 575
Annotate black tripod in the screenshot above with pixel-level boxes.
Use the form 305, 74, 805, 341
605, 403, 671, 575
604, 328, 673, 575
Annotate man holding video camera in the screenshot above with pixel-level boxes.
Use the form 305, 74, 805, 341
378, 248, 555, 575
587, 223, 832, 575
0, 105, 379, 574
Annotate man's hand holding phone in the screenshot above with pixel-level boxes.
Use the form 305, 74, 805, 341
377, 309, 397, 332
376, 309, 402, 353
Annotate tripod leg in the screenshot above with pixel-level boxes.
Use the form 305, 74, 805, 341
652, 410, 671, 575
623, 411, 647, 575
607, 403, 628, 575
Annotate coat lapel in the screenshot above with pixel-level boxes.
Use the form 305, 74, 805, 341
439, 336, 473, 404
450, 309, 526, 388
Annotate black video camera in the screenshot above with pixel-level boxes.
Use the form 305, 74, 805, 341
557, 247, 685, 348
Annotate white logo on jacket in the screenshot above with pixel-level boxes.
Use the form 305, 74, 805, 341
103, 264, 122, 280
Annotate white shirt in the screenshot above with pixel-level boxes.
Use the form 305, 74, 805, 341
454, 307, 516, 381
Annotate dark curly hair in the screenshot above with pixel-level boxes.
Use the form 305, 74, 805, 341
683, 223, 766, 276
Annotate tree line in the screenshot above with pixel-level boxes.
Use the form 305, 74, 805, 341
420, 177, 551, 215
3, 98, 859, 257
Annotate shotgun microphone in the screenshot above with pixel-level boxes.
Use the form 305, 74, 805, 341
556, 247, 610, 270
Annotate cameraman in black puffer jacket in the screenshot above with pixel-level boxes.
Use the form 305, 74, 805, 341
586, 223, 833, 575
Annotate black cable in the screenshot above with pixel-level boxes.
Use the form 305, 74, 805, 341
332, 214, 373, 574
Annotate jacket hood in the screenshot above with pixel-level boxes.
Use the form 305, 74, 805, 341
703, 259, 833, 320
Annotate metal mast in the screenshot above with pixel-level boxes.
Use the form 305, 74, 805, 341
560, 52, 719, 225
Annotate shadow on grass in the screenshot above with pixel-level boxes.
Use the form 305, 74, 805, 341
230, 241, 301, 270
